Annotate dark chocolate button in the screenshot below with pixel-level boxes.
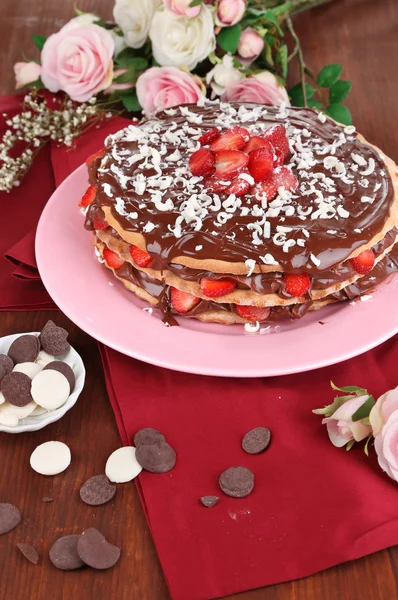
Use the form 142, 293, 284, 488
49, 535, 85, 571
17, 543, 39, 565
0, 503, 21, 535
0, 372, 33, 407
8, 335, 40, 364
200, 496, 220, 508
135, 441, 176, 473
43, 361, 75, 393
219, 467, 255, 498
133, 428, 166, 447
39, 321, 70, 357
80, 475, 116, 506
242, 427, 271, 454
77, 528, 121, 570
0, 354, 14, 374
0, 364, 5, 384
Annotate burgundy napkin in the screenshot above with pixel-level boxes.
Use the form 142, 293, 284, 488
2, 96, 398, 600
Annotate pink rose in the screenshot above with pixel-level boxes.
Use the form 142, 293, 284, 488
163, 0, 201, 17
370, 387, 398, 481
222, 71, 290, 106
104, 69, 134, 95
136, 66, 205, 116
41, 22, 115, 103
321, 395, 373, 448
14, 62, 42, 89
216, 0, 246, 27
237, 27, 264, 65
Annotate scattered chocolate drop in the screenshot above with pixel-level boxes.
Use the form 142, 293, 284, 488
219, 467, 255, 498
133, 428, 166, 447
43, 361, 75, 393
135, 440, 176, 473
0, 354, 14, 374
49, 535, 85, 571
39, 321, 70, 357
80, 475, 116, 506
77, 528, 120, 570
8, 335, 40, 364
0, 503, 21, 535
200, 496, 220, 508
0, 372, 33, 407
16, 543, 39, 565
242, 427, 271, 454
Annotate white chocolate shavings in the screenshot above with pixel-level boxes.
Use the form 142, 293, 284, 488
361, 196, 374, 204
318, 113, 327, 123
143, 221, 155, 233
195, 245, 203, 251
245, 259, 256, 276
360, 294, 373, 302
310, 253, 320, 267
244, 321, 260, 333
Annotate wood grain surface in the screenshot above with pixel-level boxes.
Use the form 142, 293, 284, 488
0, 0, 397, 598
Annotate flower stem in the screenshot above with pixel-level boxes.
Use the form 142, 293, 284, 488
286, 16, 308, 106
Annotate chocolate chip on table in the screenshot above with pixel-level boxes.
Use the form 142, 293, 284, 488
135, 441, 176, 473
8, 335, 40, 364
200, 496, 220, 508
0, 372, 33, 407
133, 428, 166, 447
77, 528, 121, 570
242, 427, 272, 454
16, 543, 39, 565
80, 475, 116, 506
219, 467, 255, 498
0, 503, 21, 535
49, 535, 85, 571
43, 361, 75, 393
39, 320, 70, 357
0, 354, 13, 374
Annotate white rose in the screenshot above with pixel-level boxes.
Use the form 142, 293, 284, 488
206, 54, 243, 97
68, 13, 99, 26
149, 4, 216, 71
110, 30, 128, 57
114, 0, 161, 49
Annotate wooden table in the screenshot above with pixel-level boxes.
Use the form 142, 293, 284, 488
1, 0, 397, 598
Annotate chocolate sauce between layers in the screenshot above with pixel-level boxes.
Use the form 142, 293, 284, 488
87, 103, 395, 274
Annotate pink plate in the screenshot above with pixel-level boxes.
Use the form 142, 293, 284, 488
36, 164, 398, 378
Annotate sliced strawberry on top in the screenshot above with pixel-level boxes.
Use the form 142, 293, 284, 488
350, 249, 375, 275
236, 304, 271, 323
189, 148, 215, 178
264, 124, 290, 159
129, 244, 152, 268
203, 176, 230, 194
103, 248, 124, 270
228, 125, 250, 141
248, 145, 274, 182
85, 148, 104, 166
79, 185, 96, 207
251, 178, 278, 202
200, 277, 236, 298
283, 273, 311, 297
210, 130, 246, 152
271, 165, 298, 192
170, 287, 200, 314
225, 177, 251, 198
93, 215, 108, 231
244, 136, 270, 154
198, 127, 221, 146
214, 150, 249, 180
273, 147, 285, 167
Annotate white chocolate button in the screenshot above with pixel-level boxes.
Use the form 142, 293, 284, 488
13, 362, 42, 379
0, 401, 37, 420
105, 447, 142, 483
30, 405, 48, 416
31, 370, 69, 410
35, 351, 55, 367
30, 441, 71, 475
0, 413, 18, 427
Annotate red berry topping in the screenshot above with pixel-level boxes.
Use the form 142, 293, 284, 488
244, 136, 270, 154
170, 287, 200, 314
248, 145, 274, 182
210, 130, 246, 152
228, 126, 250, 141
93, 215, 108, 231
264, 124, 290, 159
198, 127, 221, 146
189, 148, 215, 178
85, 148, 104, 166
203, 176, 231, 194
236, 305, 271, 322
103, 248, 124, 270
214, 150, 249, 180
79, 185, 96, 207
129, 245, 152, 268
271, 166, 298, 192
251, 179, 278, 202
200, 277, 236, 298
225, 177, 251, 197
283, 273, 311, 297
273, 147, 285, 167
350, 249, 375, 275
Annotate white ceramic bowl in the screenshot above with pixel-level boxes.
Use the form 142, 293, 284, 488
0, 331, 85, 433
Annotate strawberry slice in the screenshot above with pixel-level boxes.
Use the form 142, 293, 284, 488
79, 185, 96, 207
283, 273, 311, 297
236, 305, 271, 322
271, 166, 298, 192
244, 136, 270, 154
214, 150, 249, 180
103, 248, 124, 270
203, 176, 230, 194
225, 177, 251, 197
210, 130, 246, 152
129, 244, 152, 268
251, 178, 278, 202
93, 215, 108, 230
199, 127, 221, 146
85, 148, 104, 166
170, 287, 200, 314
273, 147, 285, 167
229, 126, 250, 141
248, 145, 274, 182
189, 148, 215, 177
200, 277, 236, 298
264, 124, 290, 159
350, 249, 375, 275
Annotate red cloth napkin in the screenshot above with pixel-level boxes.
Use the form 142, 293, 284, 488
2, 95, 398, 600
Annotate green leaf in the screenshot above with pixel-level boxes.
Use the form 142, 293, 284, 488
120, 91, 141, 113
329, 80, 352, 104
115, 48, 148, 69
278, 44, 288, 79
351, 395, 375, 422
307, 98, 323, 110
114, 66, 136, 84
330, 381, 367, 395
189, 0, 202, 5
346, 439, 355, 451
263, 41, 274, 67
288, 83, 314, 107
217, 25, 242, 54
313, 395, 347, 417
317, 64, 343, 88
263, 9, 284, 36
33, 35, 47, 51
364, 434, 373, 457
28, 78, 44, 90
326, 103, 353, 126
